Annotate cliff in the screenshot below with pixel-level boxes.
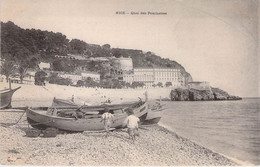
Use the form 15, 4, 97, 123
170, 87, 242, 101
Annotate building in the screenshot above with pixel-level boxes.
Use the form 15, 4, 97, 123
58, 73, 82, 85
57, 71, 100, 84
114, 57, 133, 71
187, 81, 211, 90
39, 62, 50, 70
23, 69, 36, 85
122, 71, 134, 84
122, 67, 184, 87
120, 57, 133, 71
133, 68, 154, 87
55, 54, 88, 60
81, 71, 100, 82
153, 68, 181, 86
67, 54, 88, 60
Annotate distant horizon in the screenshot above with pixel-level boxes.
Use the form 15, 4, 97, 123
1, 0, 258, 97
242, 97, 260, 99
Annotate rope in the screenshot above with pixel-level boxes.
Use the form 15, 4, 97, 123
0, 109, 52, 128
0, 110, 26, 127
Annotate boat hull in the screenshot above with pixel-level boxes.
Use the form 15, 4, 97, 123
52, 98, 149, 127
0, 87, 21, 109
141, 107, 166, 125
26, 108, 128, 132
141, 117, 162, 125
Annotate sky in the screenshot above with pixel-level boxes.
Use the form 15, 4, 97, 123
1, 0, 259, 97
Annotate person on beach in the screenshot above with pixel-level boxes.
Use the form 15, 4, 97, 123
101, 107, 114, 137
125, 108, 140, 142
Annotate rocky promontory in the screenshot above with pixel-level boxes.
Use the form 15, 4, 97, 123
170, 87, 242, 101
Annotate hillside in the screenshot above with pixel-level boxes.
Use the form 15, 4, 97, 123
1, 21, 192, 82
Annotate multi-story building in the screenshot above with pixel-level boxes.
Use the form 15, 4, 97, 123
122, 71, 134, 84
153, 68, 180, 85
123, 67, 184, 87
133, 68, 154, 87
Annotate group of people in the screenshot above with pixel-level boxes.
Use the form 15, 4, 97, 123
101, 107, 140, 142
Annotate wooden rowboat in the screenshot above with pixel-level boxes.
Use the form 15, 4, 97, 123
0, 87, 21, 109
26, 100, 149, 132
52, 97, 149, 123
26, 107, 128, 132
52, 98, 165, 125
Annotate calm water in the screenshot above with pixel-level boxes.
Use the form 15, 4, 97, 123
159, 98, 260, 165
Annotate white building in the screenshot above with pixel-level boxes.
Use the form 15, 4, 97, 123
39, 62, 50, 70
123, 68, 184, 87
81, 71, 100, 82
153, 68, 182, 86
113, 57, 133, 71
133, 68, 154, 87
187, 81, 211, 90
122, 72, 134, 84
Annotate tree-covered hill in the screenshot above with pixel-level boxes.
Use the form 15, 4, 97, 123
1, 21, 192, 82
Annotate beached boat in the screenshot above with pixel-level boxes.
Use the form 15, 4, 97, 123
51, 98, 165, 125
26, 106, 128, 132
52, 97, 148, 123
26, 99, 149, 132
142, 107, 166, 125
52, 98, 80, 107
141, 102, 167, 125
0, 86, 21, 109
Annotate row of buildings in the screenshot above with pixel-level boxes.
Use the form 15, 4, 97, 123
113, 57, 185, 87
1, 56, 186, 88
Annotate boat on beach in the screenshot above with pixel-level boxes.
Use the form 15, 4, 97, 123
26, 106, 128, 132
0, 86, 21, 109
52, 97, 148, 121
141, 102, 166, 125
52, 97, 165, 125
26, 99, 149, 132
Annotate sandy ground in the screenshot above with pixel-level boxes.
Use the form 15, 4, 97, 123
0, 111, 238, 166
1, 82, 172, 107
0, 82, 240, 166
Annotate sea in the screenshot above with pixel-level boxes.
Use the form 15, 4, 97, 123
159, 98, 260, 165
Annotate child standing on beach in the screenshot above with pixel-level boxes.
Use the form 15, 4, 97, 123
101, 108, 114, 137
125, 108, 140, 142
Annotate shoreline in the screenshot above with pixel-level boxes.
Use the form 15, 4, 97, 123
158, 123, 255, 166
0, 82, 251, 165
0, 110, 239, 166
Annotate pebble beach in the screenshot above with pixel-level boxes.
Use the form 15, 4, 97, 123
0, 111, 238, 166
0, 83, 239, 166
